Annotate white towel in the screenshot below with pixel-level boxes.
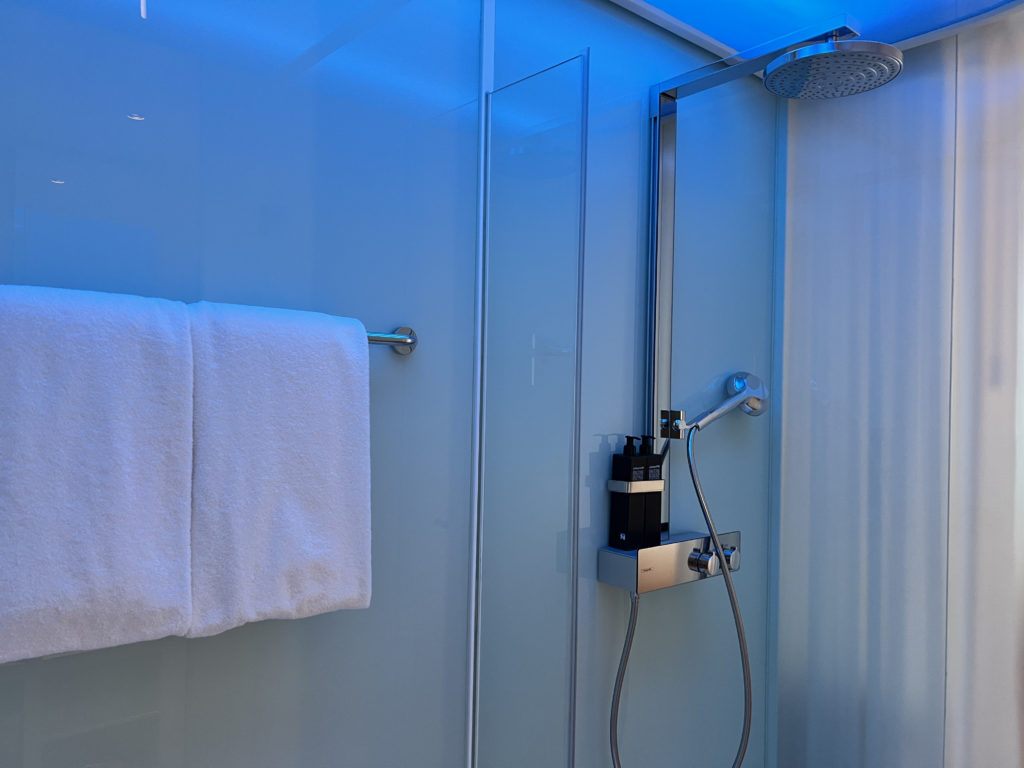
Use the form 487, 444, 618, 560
187, 301, 370, 638
0, 285, 193, 663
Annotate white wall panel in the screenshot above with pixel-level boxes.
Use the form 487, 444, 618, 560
0, 2, 480, 765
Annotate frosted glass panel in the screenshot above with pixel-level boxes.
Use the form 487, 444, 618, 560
477, 57, 585, 767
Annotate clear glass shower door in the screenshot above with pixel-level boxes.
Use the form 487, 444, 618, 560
476, 55, 586, 768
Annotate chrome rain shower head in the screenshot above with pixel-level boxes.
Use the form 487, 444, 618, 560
689, 372, 769, 431
764, 38, 903, 99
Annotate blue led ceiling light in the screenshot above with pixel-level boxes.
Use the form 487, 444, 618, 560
650, 0, 1024, 52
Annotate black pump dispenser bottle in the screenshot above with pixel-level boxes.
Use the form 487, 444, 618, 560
608, 436, 648, 550
612, 436, 646, 481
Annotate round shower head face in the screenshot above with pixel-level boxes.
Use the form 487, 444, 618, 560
764, 39, 903, 99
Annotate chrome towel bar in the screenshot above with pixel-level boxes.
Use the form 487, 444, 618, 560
367, 327, 417, 356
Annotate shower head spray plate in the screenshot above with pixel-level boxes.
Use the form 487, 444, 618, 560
764, 39, 903, 99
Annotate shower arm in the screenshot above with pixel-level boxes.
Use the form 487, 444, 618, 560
648, 14, 860, 110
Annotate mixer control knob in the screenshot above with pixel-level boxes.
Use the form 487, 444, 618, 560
723, 546, 740, 571
688, 550, 719, 577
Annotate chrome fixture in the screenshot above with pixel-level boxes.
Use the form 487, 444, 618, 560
646, 16, 902, 438
722, 546, 739, 571
685, 427, 752, 768
764, 37, 903, 99
647, 15, 901, 107
367, 326, 418, 355
688, 548, 719, 577
608, 372, 766, 768
659, 372, 769, 438
688, 372, 769, 431
598, 530, 740, 594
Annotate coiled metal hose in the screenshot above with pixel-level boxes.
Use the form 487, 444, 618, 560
608, 428, 752, 768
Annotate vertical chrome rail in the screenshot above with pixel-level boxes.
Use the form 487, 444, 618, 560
645, 13, 859, 528
648, 89, 677, 529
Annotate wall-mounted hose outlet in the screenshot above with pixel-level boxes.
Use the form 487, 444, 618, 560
598, 530, 740, 594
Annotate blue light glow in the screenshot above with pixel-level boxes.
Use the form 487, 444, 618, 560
651, 0, 1022, 51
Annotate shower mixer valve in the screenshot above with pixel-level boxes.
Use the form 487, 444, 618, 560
598, 530, 740, 594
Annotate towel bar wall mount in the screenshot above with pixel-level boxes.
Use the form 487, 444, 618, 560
367, 327, 418, 355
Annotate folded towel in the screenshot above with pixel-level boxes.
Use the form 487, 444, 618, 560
187, 301, 370, 638
0, 285, 193, 663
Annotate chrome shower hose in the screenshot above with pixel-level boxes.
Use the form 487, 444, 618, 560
686, 426, 751, 767
608, 428, 752, 768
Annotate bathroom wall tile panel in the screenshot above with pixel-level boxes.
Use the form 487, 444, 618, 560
0, 1, 480, 766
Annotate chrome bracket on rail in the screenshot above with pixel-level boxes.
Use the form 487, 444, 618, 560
659, 409, 686, 439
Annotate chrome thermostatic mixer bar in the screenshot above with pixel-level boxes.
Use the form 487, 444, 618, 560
599, 476, 741, 593
599, 526, 741, 594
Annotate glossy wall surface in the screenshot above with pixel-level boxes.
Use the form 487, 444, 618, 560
0, 1, 480, 765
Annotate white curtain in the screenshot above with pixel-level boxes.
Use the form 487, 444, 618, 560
777, 10, 1024, 768
946, 13, 1024, 768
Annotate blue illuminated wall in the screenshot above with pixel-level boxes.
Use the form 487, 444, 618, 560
0, 1, 480, 765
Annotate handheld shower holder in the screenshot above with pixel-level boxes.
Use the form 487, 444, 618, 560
660, 409, 686, 439
659, 372, 769, 438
